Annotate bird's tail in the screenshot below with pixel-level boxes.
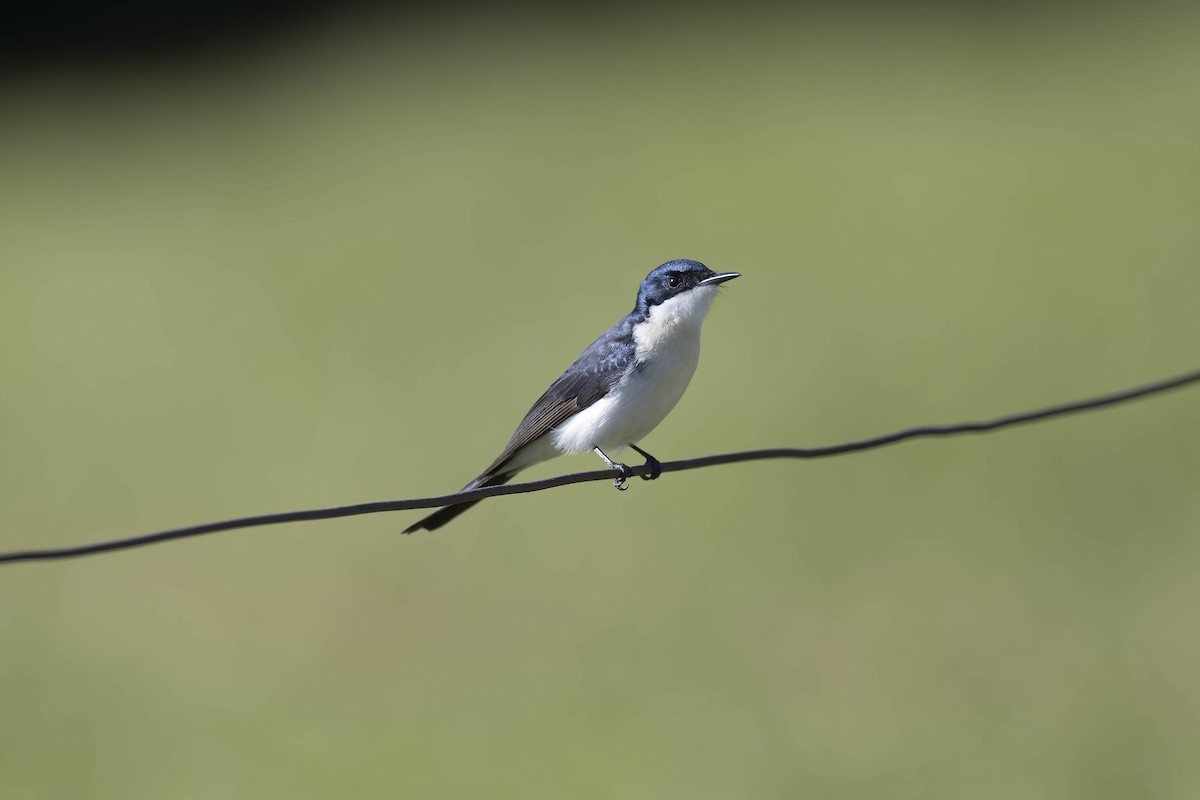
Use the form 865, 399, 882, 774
402, 471, 516, 534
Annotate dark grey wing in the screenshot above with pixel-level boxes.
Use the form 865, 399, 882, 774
480, 319, 635, 476
403, 319, 635, 534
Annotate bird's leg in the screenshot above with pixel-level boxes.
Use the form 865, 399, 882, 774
592, 446, 632, 491
627, 443, 662, 481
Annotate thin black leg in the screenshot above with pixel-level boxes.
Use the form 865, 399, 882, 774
627, 443, 662, 480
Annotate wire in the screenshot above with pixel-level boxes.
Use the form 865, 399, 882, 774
2, 368, 1197, 565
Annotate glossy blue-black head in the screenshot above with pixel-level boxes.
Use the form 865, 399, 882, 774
634, 259, 740, 316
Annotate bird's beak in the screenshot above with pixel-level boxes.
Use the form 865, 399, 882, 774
700, 271, 741, 286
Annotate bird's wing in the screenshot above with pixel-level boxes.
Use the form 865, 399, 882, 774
481, 322, 634, 477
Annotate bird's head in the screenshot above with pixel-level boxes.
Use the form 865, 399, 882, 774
634, 259, 740, 323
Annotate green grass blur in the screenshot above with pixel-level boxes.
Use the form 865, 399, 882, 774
2, 5, 1199, 797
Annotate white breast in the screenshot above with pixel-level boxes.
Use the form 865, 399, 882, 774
550, 285, 718, 456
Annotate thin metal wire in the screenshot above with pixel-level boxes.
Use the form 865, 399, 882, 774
2, 368, 1197, 565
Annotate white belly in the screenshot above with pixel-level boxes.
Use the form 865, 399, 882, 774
550, 324, 702, 456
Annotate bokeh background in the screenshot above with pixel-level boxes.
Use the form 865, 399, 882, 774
2, 2, 1199, 797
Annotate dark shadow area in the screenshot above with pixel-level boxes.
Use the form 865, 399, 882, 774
0, 0, 1094, 75
0, 0, 367, 72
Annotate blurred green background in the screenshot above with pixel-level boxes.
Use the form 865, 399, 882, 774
2, 4, 1199, 797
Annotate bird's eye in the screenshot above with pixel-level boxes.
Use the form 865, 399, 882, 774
667, 274, 682, 289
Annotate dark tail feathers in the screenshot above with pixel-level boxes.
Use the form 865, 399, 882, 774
402, 471, 515, 534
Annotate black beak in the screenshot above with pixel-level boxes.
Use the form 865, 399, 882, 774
699, 271, 741, 286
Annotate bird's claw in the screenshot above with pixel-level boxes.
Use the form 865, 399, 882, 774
592, 447, 638, 491
640, 455, 662, 481
627, 443, 662, 481
611, 462, 633, 491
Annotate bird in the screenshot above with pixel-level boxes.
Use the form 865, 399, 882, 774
404, 258, 740, 533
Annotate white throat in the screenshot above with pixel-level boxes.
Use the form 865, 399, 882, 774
632, 284, 719, 362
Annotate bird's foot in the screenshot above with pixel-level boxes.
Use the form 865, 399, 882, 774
612, 464, 632, 490
628, 443, 662, 481
593, 446, 634, 491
